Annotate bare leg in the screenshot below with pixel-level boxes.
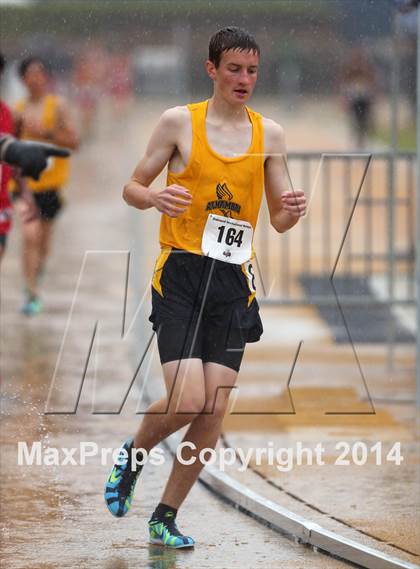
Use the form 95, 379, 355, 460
160, 362, 238, 508
133, 358, 206, 452
21, 218, 42, 297
38, 220, 54, 276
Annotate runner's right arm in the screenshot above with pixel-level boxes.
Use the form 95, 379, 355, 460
123, 108, 192, 217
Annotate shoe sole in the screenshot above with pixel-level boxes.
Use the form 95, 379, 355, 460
104, 478, 132, 517
149, 538, 194, 549
21, 303, 42, 316
104, 438, 135, 517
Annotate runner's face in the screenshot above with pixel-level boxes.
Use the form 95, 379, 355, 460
22, 62, 49, 95
209, 49, 259, 104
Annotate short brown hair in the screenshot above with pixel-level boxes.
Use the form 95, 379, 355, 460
208, 27, 260, 68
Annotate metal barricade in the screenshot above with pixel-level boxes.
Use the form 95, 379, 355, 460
254, 151, 416, 370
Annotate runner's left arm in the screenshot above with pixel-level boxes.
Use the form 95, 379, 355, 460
264, 122, 306, 233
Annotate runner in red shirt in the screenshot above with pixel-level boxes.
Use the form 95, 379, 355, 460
0, 97, 14, 259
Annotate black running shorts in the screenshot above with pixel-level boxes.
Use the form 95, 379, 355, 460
149, 249, 263, 372
33, 189, 63, 220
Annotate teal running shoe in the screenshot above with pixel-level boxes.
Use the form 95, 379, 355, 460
149, 512, 195, 549
104, 438, 142, 517
21, 296, 42, 316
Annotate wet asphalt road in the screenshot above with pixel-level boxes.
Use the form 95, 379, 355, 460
0, 104, 356, 569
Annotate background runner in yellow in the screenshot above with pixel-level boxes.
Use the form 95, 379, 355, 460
10, 57, 79, 316
13, 95, 70, 192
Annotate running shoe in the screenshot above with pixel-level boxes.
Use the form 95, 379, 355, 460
21, 296, 42, 316
104, 438, 142, 517
148, 511, 195, 548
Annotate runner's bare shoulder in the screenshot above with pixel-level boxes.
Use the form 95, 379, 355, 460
54, 95, 73, 116
261, 117, 286, 157
158, 105, 191, 150
160, 105, 190, 130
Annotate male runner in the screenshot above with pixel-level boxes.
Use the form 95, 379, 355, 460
105, 27, 306, 548
0, 52, 70, 265
11, 56, 79, 315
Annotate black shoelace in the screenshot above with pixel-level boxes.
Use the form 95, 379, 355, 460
118, 468, 139, 498
118, 452, 142, 499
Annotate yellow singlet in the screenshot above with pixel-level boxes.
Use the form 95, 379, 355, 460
159, 99, 264, 254
12, 95, 70, 192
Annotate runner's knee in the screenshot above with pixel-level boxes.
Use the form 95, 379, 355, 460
172, 391, 205, 415
203, 395, 230, 418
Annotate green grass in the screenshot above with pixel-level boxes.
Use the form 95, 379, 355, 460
373, 125, 416, 152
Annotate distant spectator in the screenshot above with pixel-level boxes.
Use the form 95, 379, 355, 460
106, 52, 134, 119
72, 44, 108, 140
339, 47, 378, 148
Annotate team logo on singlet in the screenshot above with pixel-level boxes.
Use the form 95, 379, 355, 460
205, 183, 241, 218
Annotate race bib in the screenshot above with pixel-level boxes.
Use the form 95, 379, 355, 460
201, 214, 253, 264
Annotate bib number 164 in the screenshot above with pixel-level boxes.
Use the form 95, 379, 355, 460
217, 225, 244, 248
